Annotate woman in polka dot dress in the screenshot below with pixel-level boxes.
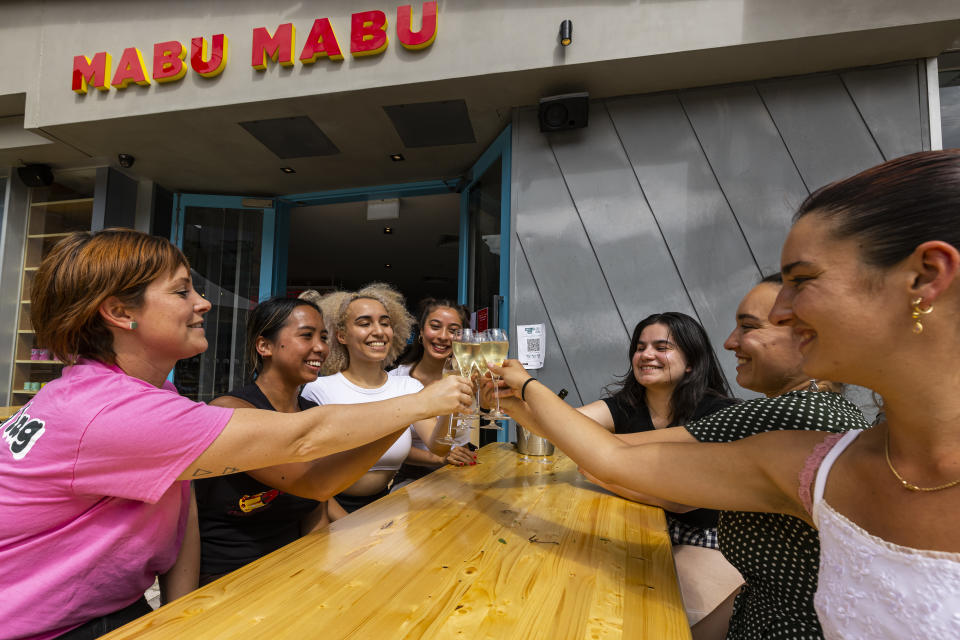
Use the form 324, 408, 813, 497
490, 151, 960, 639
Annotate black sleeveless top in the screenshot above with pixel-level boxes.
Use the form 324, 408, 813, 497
195, 383, 320, 575
601, 394, 737, 530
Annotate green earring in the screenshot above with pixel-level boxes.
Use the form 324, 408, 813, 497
129, 321, 138, 330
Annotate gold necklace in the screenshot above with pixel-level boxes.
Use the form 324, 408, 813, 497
884, 429, 960, 492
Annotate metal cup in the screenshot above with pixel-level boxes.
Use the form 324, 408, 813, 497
516, 424, 555, 456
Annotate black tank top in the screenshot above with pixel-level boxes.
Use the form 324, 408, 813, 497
194, 383, 320, 575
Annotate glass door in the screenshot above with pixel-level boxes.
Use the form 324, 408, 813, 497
459, 125, 511, 330
171, 194, 276, 402
459, 126, 511, 443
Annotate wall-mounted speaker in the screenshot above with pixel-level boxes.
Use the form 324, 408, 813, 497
538, 92, 589, 132
17, 164, 54, 188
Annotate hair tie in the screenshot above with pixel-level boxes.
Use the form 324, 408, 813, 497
521, 377, 537, 402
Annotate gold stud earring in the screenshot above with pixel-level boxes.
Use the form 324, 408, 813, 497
910, 297, 933, 334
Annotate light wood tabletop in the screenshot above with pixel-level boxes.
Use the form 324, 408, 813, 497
0, 406, 23, 422
104, 443, 691, 639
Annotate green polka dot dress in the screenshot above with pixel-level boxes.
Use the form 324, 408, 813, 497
684, 390, 869, 639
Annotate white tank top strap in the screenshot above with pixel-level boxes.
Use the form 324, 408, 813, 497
811, 430, 862, 524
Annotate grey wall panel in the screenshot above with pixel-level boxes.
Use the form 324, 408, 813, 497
549, 103, 697, 331
509, 61, 927, 412
758, 74, 885, 190
513, 109, 627, 403
680, 84, 809, 275
511, 242, 582, 407
606, 93, 760, 385
841, 62, 925, 160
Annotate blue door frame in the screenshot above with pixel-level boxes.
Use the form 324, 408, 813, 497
172, 194, 278, 301
458, 124, 512, 331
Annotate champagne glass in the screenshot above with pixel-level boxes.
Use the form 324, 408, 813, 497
451, 330, 479, 422
452, 328, 475, 376
481, 328, 510, 420
435, 358, 468, 445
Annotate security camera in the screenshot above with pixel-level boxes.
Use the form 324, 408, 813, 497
118, 154, 135, 168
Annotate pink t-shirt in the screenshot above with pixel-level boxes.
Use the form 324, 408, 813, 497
0, 360, 233, 640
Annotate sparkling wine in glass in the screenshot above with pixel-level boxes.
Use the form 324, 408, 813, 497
481, 328, 510, 420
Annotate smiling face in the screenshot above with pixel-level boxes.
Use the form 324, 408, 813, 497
339, 297, 394, 365
770, 213, 903, 388
129, 265, 211, 362
260, 305, 329, 384
419, 306, 463, 362
631, 323, 690, 391
723, 282, 806, 397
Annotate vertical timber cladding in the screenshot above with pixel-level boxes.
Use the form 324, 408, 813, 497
70, 3, 438, 94
512, 61, 928, 404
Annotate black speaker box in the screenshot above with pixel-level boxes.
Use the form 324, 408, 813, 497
538, 92, 589, 132
17, 165, 54, 188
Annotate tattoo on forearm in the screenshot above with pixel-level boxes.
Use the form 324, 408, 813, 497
222, 467, 239, 474
192, 468, 212, 477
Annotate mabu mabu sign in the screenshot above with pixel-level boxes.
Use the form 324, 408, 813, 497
71, 2, 438, 94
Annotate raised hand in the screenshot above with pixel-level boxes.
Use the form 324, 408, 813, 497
419, 374, 475, 416
485, 359, 531, 396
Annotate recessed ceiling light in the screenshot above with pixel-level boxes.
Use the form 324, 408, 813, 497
384, 263, 392, 268
281, 167, 296, 174
383, 226, 393, 234
390, 153, 405, 162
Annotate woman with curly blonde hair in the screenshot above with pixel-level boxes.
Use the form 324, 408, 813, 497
301, 283, 452, 512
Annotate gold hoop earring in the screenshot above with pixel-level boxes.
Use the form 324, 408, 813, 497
910, 297, 933, 334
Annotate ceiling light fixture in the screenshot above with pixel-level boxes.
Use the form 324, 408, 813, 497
384, 263, 392, 268
390, 153, 405, 161
383, 226, 393, 234
559, 20, 573, 46
280, 166, 296, 174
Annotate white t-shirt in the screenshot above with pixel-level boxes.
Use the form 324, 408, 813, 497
389, 364, 470, 449
301, 372, 423, 471
389, 363, 413, 377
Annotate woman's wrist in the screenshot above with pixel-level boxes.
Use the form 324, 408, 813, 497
520, 377, 537, 402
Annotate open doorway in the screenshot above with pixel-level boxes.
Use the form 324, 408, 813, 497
286, 192, 460, 309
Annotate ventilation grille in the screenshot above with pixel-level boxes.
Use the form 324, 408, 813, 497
239, 116, 340, 158
383, 100, 476, 148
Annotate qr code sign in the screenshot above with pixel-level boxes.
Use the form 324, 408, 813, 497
525, 338, 541, 352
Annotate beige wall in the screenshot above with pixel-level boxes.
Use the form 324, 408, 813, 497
1, 0, 958, 128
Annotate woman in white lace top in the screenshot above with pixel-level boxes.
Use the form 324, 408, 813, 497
487, 150, 960, 639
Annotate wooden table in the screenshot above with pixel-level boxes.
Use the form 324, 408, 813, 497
0, 406, 22, 422
105, 443, 691, 639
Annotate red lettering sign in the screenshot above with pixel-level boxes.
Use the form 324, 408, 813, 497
192, 34, 229, 77
397, 3, 437, 50
152, 41, 186, 83
351, 10, 388, 57
72, 52, 111, 94
252, 23, 296, 70
300, 18, 344, 63
72, 5, 438, 94
111, 47, 151, 89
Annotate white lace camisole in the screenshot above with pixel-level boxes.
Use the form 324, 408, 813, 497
806, 429, 960, 639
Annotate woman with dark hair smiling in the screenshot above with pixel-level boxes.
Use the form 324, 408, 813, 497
567, 312, 740, 633
488, 150, 960, 638
193, 296, 402, 585
391, 297, 477, 483
577, 312, 736, 547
